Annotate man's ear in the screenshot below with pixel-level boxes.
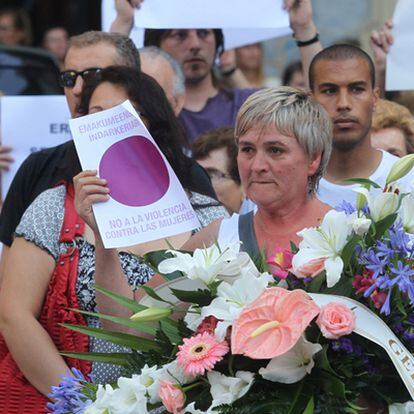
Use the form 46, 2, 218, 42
372, 86, 380, 112
173, 93, 185, 116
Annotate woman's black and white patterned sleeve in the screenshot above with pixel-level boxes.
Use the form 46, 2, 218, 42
14, 185, 66, 261
189, 191, 229, 229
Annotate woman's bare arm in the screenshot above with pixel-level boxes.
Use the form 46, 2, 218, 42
0, 238, 70, 396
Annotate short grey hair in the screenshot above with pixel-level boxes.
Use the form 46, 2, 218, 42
68, 31, 140, 70
139, 46, 185, 97
235, 87, 332, 194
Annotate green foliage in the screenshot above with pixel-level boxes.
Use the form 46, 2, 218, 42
170, 287, 214, 306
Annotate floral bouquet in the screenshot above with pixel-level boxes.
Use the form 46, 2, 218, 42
50, 155, 414, 414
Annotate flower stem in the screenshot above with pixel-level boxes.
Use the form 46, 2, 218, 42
182, 381, 205, 392
228, 354, 235, 377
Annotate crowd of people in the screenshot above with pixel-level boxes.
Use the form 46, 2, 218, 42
0, 0, 413, 412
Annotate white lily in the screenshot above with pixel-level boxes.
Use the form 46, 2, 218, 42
386, 153, 414, 185
292, 210, 353, 288
348, 212, 372, 236
389, 401, 414, 414
132, 364, 164, 404
208, 370, 254, 408
259, 337, 322, 384
158, 244, 252, 285
200, 272, 273, 340
400, 192, 414, 234
84, 384, 115, 414
354, 187, 399, 223
110, 377, 148, 414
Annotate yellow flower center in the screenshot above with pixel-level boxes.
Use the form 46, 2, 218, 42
250, 321, 280, 338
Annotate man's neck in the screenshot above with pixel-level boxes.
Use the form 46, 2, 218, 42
324, 137, 383, 183
184, 74, 218, 112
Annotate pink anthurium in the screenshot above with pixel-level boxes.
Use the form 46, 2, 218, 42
231, 287, 320, 360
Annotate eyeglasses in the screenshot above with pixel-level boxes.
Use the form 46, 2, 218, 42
59, 68, 102, 88
206, 168, 233, 182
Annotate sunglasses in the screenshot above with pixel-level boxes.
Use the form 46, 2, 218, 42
59, 68, 102, 88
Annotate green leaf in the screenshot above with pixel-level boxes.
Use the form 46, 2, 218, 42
307, 273, 326, 293
60, 351, 130, 365
170, 288, 213, 306
303, 396, 314, 414
95, 286, 147, 313
290, 241, 299, 254
317, 370, 346, 399
373, 213, 398, 239
69, 308, 157, 335
143, 250, 185, 280
341, 235, 360, 269
287, 380, 313, 414
61, 324, 160, 352
341, 178, 381, 188
325, 274, 353, 296
159, 319, 182, 345
140, 285, 174, 305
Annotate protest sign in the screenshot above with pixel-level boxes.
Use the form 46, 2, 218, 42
386, 0, 414, 91
101, 0, 291, 49
69, 100, 200, 248
0, 95, 71, 198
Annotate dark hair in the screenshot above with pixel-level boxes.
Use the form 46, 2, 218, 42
144, 29, 224, 58
192, 127, 240, 184
309, 44, 375, 91
282, 60, 303, 86
64, 66, 194, 190
0, 7, 32, 45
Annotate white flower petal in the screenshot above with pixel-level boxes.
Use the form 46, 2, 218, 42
325, 256, 344, 288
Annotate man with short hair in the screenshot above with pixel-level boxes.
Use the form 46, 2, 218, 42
112, 0, 319, 143
143, 28, 256, 143
0, 31, 140, 252
140, 46, 185, 116
0, 31, 215, 259
309, 44, 414, 207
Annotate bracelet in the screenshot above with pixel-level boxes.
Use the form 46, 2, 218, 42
221, 66, 237, 77
294, 32, 319, 48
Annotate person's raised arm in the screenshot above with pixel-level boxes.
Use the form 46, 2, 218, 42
219, 49, 251, 89
370, 20, 394, 98
0, 239, 70, 396
74, 171, 136, 332
110, 0, 144, 36
284, 0, 322, 89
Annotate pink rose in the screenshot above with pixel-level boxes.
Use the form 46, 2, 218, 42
316, 302, 356, 339
159, 380, 185, 414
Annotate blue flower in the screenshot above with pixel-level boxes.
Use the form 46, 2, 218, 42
47, 368, 92, 414
360, 249, 389, 279
388, 222, 411, 255
389, 261, 414, 304
335, 200, 357, 215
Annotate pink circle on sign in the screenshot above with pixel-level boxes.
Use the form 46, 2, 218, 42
99, 136, 170, 206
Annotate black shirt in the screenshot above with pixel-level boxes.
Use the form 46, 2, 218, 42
0, 140, 216, 247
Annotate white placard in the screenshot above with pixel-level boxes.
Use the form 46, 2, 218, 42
0, 95, 71, 199
386, 0, 414, 91
69, 100, 200, 248
101, 0, 291, 50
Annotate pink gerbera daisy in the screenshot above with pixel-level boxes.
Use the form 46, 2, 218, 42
176, 332, 229, 377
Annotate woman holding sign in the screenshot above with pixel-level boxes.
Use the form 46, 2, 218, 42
0, 66, 227, 412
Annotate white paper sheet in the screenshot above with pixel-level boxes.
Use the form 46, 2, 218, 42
69, 100, 200, 248
101, 0, 291, 49
0, 95, 71, 199
386, 0, 414, 91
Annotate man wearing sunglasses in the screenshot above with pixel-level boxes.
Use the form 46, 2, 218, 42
0, 32, 140, 259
